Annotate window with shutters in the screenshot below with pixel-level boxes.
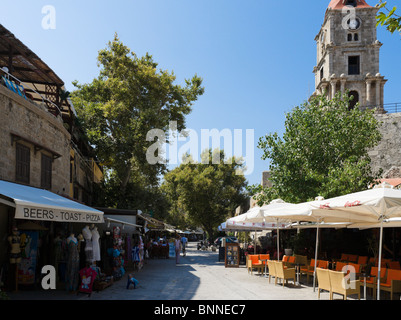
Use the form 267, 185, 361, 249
41, 154, 52, 190
16, 143, 30, 184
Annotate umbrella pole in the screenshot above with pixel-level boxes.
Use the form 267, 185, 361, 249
377, 218, 384, 300
254, 230, 257, 254
277, 220, 280, 261
313, 220, 320, 292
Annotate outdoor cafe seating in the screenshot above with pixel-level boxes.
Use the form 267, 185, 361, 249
247, 254, 264, 275
316, 267, 361, 300
269, 260, 296, 287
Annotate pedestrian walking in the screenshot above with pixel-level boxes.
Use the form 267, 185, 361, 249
174, 235, 182, 264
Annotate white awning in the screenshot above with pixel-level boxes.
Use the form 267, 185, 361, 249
0, 180, 104, 223
105, 217, 142, 228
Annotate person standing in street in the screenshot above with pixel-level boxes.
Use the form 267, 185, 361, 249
181, 235, 188, 256
174, 235, 182, 264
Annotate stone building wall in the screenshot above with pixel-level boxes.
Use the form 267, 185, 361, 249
369, 112, 401, 177
0, 84, 71, 196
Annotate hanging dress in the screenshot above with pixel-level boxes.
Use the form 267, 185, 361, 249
66, 238, 80, 292
91, 229, 101, 262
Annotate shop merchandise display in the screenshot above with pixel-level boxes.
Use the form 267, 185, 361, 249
78, 264, 97, 295
8, 228, 21, 264
82, 225, 93, 263
91, 226, 101, 262
66, 233, 80, 292
110, 226, 125, 280
77, 233, 86, 269
53, 232, 68, 282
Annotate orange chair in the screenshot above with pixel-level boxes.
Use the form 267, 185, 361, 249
284, 256, 296, 268
347, 263, 361, 277
282, 255, 289, 263
335, 262, 347, 272
365, 266, 387, 300
247, 254, 264, 275
318, 260, 329, 269
388, 261, 401, 270
288, 256, 296, 264
357, 256, 368, 265
259, 254, 270, 274
340, 253, 348, 261
348, 254, 358, 263
379, 269, 401, 300
300, 259, 316, 283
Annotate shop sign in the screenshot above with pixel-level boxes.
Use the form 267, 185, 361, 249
16, 205, 104, 223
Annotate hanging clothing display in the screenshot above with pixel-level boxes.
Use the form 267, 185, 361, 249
82, 226, 93, 263
91, 227, 101, 262
66, 235, 79, 292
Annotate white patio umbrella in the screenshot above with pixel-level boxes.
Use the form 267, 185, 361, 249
300, 182, 401, 299
225, 212, 288, 254
256, 199, 300, 262
258, 185, 401, 294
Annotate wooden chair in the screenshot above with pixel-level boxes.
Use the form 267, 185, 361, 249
379, 269, 401, 300
268, 260, 277, 284
247, 254, 264, 275
316, 268, 331, 299
365, 266, 387, 300
274, 261, 296, 287
294, 254, 308, 267
329, 270, 361, 300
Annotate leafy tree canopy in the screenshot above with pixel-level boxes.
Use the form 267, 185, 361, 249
71, 34, 204, 208
376, 1, 401, 35
248, 93, 383, 206
161, 149, 249, 239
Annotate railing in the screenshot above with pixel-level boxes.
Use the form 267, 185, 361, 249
363, 103, 401, 114
0, 67, 62, 117
382, 103, 401, 114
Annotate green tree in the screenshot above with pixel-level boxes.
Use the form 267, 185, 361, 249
71, 34, 204, 207
376, 1, 401, 35
161, 150, 249, 239
249, 92, 383, 205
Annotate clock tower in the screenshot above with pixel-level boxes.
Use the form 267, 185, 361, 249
313, 0, 387, 110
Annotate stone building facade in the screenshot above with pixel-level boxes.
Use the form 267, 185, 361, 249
369, 113, 401, 177
0, 83, 71, 196
313, 1, 401, 179
313, 0, 387, 109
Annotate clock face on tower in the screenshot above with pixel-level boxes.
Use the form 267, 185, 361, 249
348, 18, 361, 30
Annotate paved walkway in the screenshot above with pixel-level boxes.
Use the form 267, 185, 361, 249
7, 242, 363, 300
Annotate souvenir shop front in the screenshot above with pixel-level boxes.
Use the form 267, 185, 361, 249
0, 180, 106, 294
100, 216, 144, 278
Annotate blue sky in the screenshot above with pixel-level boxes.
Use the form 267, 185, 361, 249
1, 0, 400, 186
